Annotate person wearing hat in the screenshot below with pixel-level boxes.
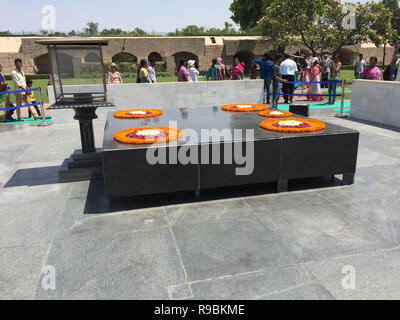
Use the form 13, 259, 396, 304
148, 59, 157, 83
187, 60, 199, 82
107, 63, 123, 84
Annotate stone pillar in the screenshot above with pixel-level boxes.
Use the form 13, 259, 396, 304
166, 56, 175, 73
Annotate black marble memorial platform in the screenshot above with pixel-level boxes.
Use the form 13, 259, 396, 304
102, 107, 359, 198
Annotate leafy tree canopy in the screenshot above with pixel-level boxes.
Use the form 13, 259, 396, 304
230, 0, 271, 31
257, 0, 397, 56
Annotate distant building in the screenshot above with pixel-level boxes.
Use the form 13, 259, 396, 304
0, 36, 394, 74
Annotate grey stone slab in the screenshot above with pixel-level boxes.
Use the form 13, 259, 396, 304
0, 243, 51, 300
258, 204, 394, 262
262, 282, 335, 300
189, 265, 331, 300
171, 215, 299, 282
335, 196, 400, 244
166, 199, 254, 226
0, 197, 66, 247
35, 227, 186, 300
244, 191, 331, 213
56, 196, 169, 240
168, 283, 193, 300
306, 248, 400, 299
0, 181, 71, 205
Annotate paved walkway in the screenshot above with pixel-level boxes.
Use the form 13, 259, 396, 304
1, 108, 400, 299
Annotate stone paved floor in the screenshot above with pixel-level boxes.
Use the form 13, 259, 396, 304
1, 108, 400, 300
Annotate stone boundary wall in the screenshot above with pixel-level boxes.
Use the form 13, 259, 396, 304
350, 79, 400, 129
47, 80, 265, 123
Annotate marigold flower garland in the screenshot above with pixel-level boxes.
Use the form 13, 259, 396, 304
114, 127, 183, 144
113, 109, 163, 119
259, 118, 326, 133
259, 110, 293, 118
222, 104, 268, 112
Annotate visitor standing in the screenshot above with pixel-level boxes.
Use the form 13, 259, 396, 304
177, 59, 191, 82
107, 63, 123, 84
231, 57, 244, 80
148, 59, 157, 83
328, 56, 342, 105
0, 63, 13, 122
11, 59, 39, 121
321, 55, 331, 89
395, 51, 400, 82
362, 57, 381, 80
206, 58, 222, 81
383, 59, 397, 81
137, 59, 151, 83
26, 80, 41, 118
255, 52, 274, 104
187, 60, 199, 82
306, 57, 324, 102
217, 58, 227, 80
250, 61, 257, 80
271, 54, 288, 110
280, 54, 298, 103
354, 54, 366, 79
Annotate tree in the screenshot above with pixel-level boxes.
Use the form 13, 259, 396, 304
368, 1, 398, 67
230, 0, 271, 31
68, 30, 77, 37
257, 0, 396, 57
84, 22, 99, 35
382, 0, 400, 58
132, 28, 147, 36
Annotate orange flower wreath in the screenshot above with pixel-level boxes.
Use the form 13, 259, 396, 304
259, 110, 293, 118
114, 127, 183, 144
259, 118, 326, 133
113, 109, 163, 119
222, 104, 268, 112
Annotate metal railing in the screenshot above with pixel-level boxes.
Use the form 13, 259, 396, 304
0, 87, 52, 126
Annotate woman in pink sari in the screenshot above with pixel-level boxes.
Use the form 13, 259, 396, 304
231, 58, 244, 80
306, 57, 324, 101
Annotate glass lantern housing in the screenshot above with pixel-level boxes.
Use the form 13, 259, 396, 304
36, 38, 108, 103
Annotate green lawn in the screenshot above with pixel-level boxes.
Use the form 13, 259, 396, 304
5, 72, 355, 104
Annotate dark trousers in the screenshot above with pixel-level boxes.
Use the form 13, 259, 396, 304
28, 105, 41, 118
321, 72, 329, 88
282, 75, 295, 103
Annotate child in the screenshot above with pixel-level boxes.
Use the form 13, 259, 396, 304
26, 80, 41, 118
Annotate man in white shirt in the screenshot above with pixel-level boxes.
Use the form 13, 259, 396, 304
354, 54, 366, 79
11, 59, 38, 121
187, 60, 199, 82
147, 59, 157, 83
280, 54, 298, 103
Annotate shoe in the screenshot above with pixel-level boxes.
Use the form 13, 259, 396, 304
17, 118, 25, 122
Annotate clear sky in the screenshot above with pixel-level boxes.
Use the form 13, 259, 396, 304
1, 0, 237, 34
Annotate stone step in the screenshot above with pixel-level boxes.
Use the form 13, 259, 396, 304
59, 159, 103, 183
67, 156, 102, 169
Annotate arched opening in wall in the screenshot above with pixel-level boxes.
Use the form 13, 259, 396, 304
173, 52, 199, 67
84, 52, 100, 63
337, 48, 354, 65
233, 51, 255, 73
34, 53, 50, 74
148, 52, 163, 62
112, 52, 137, 63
